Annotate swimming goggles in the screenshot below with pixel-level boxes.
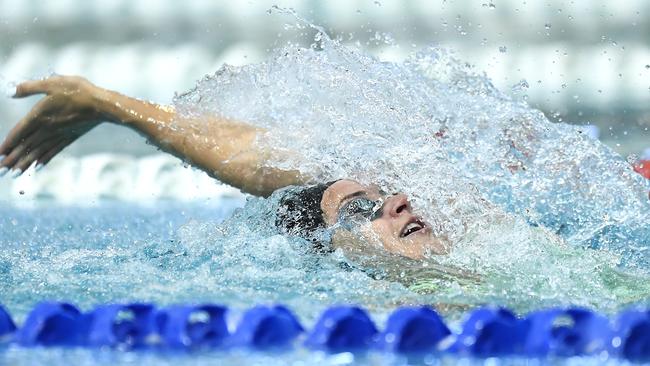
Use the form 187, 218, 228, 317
336, 197, 384, 230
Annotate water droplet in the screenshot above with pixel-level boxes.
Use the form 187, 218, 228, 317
374, 0, 381, 6
511, 79, 529, 92
625, 154, 639, 165
499, 46, 507, 53
544, 23, 551, 29
19, 190, 24, 195
645, 64, 650, 69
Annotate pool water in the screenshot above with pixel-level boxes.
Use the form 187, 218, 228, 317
171, 26, 650, 313
0, 200, 423, 321
2, 14, 650, 365
0, 198, 647, 365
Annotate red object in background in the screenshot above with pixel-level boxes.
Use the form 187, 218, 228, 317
634, 160, 650, 179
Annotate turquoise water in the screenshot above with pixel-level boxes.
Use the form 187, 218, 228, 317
0, 202, 645, 365
0, 200, 420, 321
2, 19, 650, 365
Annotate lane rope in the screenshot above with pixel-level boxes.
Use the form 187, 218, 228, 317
1, 302, 648, 360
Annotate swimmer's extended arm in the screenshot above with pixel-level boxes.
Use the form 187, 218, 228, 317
0, 76, 306, 196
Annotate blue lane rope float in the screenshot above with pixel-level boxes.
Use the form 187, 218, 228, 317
15, 302, 85, 347
613, 309, 650, 361
85, 303, 157, 348
304, 306, 377, 351
377, 306, 450, 353
228, 305, 303, 349
524, 307, 612, 357
156, 304, 228, 349
0, 305, 16, 338
2, 302, 650, 360
450, 306, 529, 357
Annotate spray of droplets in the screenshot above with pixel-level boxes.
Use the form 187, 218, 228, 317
172, 19, 650, 313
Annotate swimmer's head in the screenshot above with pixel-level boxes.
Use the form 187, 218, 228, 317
320, 180, 450, 259
276, 179, 449, 259
275, 181, 338, 252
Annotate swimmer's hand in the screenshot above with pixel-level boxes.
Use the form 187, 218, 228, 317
0, 76, 102, 176
0, 75, 305, 195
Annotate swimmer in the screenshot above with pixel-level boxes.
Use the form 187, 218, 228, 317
0, 76, 450, 259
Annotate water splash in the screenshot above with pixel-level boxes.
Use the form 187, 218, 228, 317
172, 25, 650, 312
0, 201, 419, 322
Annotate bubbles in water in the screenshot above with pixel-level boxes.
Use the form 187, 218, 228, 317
170, 25, 650, 312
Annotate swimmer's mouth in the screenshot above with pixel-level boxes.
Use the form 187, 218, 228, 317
400, 219, 426, 238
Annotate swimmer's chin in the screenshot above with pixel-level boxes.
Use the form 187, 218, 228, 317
402, 227, 452, 258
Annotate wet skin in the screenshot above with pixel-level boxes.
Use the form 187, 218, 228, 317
320, 180, 450, 259
0, 77, 449, 261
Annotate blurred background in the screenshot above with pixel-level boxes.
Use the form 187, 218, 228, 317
0, 0, 648, 202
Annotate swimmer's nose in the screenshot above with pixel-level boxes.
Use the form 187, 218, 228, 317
384, 194, 411, 218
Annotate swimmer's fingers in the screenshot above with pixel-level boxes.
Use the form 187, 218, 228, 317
11, 138, 60, 175
0, 97, 53, 158
5, 120, 88, 175
36, 138, 73, 168
14, 76, 94, 99
13, 79, 55, 98
0, 127, 57, 173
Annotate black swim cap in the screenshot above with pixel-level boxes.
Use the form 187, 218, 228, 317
275, 181, 339, 252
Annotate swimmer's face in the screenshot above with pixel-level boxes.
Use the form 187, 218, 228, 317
321, 180, 449, 259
